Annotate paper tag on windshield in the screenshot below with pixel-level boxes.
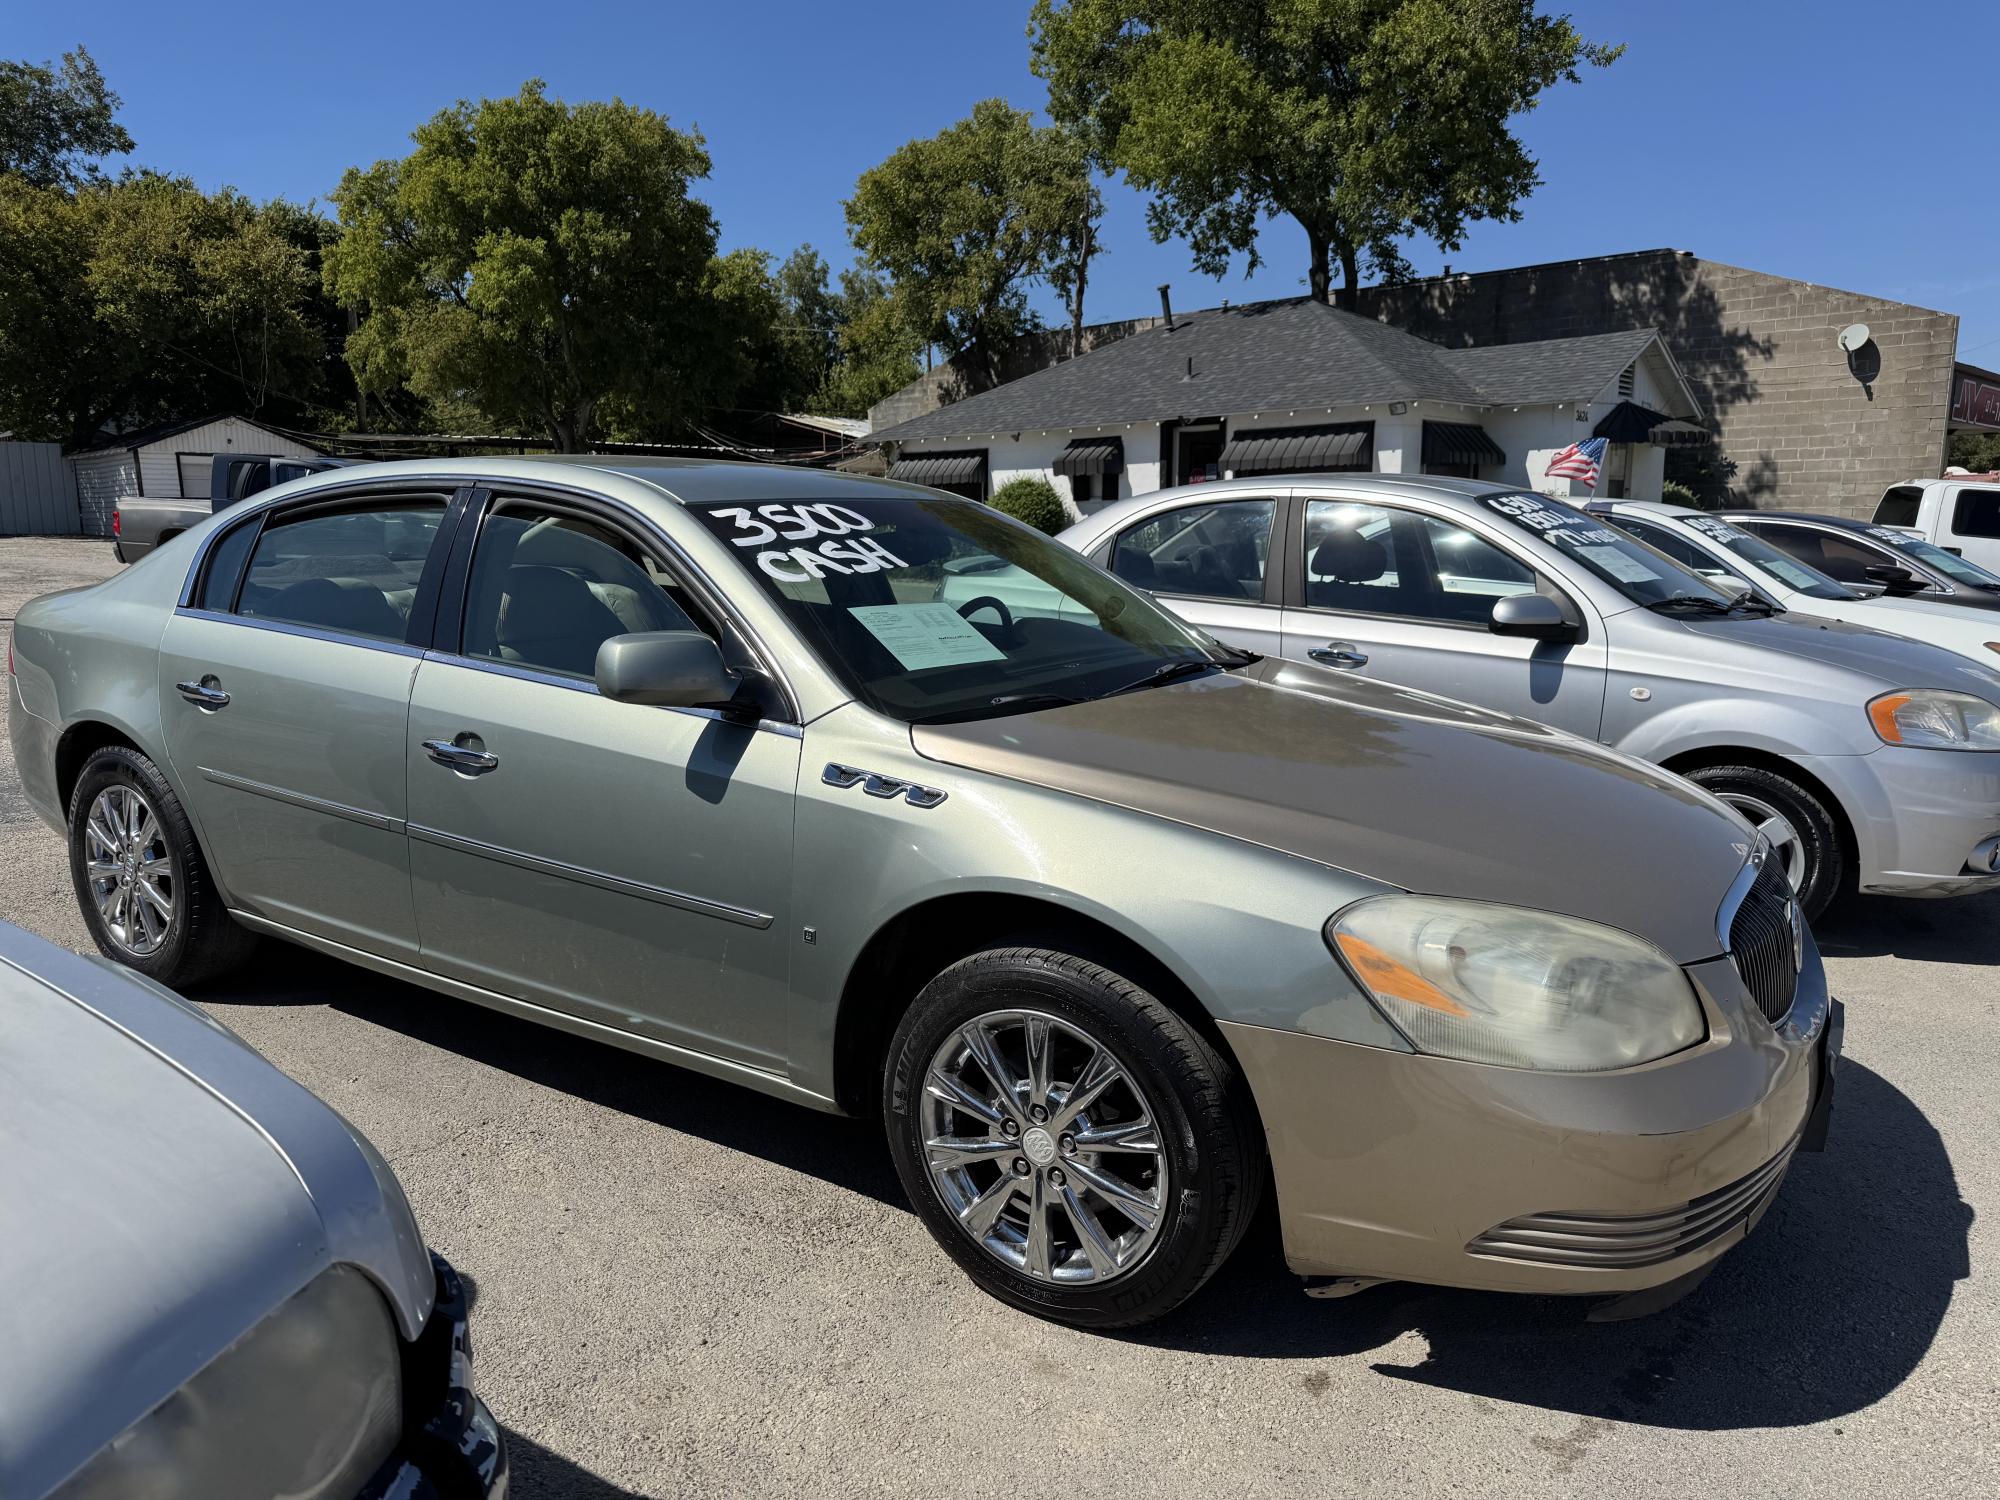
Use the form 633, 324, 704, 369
1576, 545, 1664, 584
849, 603, 1008, 671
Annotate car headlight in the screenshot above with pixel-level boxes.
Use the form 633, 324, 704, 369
54, 1265, 403, 1500
1327, 896, 1706, 1072
1867, 689, 2000, 750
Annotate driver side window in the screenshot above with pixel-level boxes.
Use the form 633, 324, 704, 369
1111, 499, 1275, 602
460, 503, 715, 680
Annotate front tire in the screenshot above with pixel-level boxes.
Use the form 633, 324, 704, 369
884, 947, 1263, 1328
68, 744, 256, 988
1685, 762, 1845, 919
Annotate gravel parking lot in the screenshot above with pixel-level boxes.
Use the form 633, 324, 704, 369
4, 534, 1995, 1498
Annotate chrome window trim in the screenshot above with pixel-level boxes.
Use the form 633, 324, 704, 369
418, 650, 804, 739
171, 606, 427, 659
405, 823, 773, 928
198, 766, 404, 833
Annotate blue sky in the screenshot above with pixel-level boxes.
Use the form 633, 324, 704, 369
18, 1, 1999, 357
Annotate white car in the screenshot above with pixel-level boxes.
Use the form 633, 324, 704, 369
1588, 500, 2000, 670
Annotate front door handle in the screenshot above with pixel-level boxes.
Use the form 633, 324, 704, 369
422, 738, 499, 773
1308, 643, 1370, 669
174, 678, 231, 709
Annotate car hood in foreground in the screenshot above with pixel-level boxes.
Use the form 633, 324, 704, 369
0, 927, 431, 1500
913, 658, 1750, 964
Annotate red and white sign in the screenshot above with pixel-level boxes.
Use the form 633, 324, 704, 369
1950, 364, 2000, 431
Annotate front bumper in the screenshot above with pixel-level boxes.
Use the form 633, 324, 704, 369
363, 1255, 508, 1500
1220, 958, 1833, 1296
1825, 745, 2000, 896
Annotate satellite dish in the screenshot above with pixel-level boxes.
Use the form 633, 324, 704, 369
1838, 323, 1872, 353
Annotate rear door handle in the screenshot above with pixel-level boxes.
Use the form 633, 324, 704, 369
1308, 644, 1370, 669
174, 678, 231, 709
422, 738, 499, 773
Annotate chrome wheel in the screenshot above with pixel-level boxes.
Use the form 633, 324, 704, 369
1717, 791, 1807, 892
83, 786, 175, 956
921, 1009, 1168, 1285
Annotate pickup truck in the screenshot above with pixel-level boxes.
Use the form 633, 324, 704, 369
1869, 473, 2000, 570
112, 452, 349, 562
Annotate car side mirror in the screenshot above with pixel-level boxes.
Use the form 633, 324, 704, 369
595, 631, 740, 708
1488, 593, 1577, 642
1864, 562, 1921, 593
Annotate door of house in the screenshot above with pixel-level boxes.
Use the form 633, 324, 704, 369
1178, 425, 1225, 485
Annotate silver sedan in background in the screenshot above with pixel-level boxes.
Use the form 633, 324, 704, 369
1059, 475, 2000, 916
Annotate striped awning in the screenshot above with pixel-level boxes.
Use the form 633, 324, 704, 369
1593, 401, 1671, 443
1220, 423, 1371, 476
888, 450, 986, 486
1421, 421, 1506, 467
1647, 419, 1711, 448
1053, 436, 1124, 477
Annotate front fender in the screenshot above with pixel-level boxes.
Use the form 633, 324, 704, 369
785, 706, 1408, 1104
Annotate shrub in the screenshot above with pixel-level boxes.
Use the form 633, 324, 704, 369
1660, 480, 1702, 508
989, 475, 1069, 534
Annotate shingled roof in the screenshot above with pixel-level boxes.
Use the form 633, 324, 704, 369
871, 299, 1697, 443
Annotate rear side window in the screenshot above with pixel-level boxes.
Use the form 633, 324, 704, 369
194, 520, 260, 611
236, 500, 447, 642
1873, 486, 1922, 528
1112, 499, 1275, 601
1950, 488, 2000, 539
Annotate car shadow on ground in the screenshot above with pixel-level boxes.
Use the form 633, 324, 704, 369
1136, 1060, 1971, 1429
199, 950, 1970, 1432
501, 1429, 651, 1500
1814, 886, 2000, 963
196, 946, 908, 1210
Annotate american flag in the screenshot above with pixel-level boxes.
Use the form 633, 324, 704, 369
1546, 436, 1609, 489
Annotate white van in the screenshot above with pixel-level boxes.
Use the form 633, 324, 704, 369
1871, 474, 2000, 570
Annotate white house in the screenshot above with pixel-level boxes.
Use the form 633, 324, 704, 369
870, 297, 1703, 522
68, 415, 323, 536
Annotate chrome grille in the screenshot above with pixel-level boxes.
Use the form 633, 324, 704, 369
1728, 858, 1799, 1024
1466, 1144, 1796, 1269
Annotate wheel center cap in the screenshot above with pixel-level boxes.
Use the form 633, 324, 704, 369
1022, 1126, 1058, 1167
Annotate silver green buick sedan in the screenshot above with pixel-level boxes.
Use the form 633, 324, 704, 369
8, 458, 1836, 1327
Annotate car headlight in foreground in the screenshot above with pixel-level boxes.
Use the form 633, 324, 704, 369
1867, 688, 2000, 750
1328, 896, 1707, 1072
54, 1265, 402, 1500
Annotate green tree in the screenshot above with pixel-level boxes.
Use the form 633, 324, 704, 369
813, 270, 924, 418
1031, 0, 1620, 308
0, 174, 327, 446
326, 81, 721, 451
845, 99, 1099, 388
0, 45, 133, 189
1949, 430, 2000, 474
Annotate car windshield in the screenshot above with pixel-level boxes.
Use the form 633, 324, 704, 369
686, 495, 1232, 723
1867, 525, 2000, 590
1476, 492, 1736, 607
1675, 514, 1858, 601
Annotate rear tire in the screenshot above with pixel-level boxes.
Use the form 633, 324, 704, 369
67, 744, 257, 988
1685, 763, 1844, 919
884, 947, 1264, 1328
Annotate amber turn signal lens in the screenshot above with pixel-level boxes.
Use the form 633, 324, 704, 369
1333, 931, 1470, 1017
1868, 693, 1911, 743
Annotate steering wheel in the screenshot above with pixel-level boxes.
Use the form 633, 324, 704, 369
955, 595, 1017, 634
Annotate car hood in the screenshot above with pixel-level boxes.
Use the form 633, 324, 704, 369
913, 657, 1752, 964
0, 928, 430, 1499
1642, 607, 2000, 697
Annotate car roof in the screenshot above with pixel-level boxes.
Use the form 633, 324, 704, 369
266, 454, 944, 508
1590, 499, 1706, 520
1718, 510, 1875, 529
